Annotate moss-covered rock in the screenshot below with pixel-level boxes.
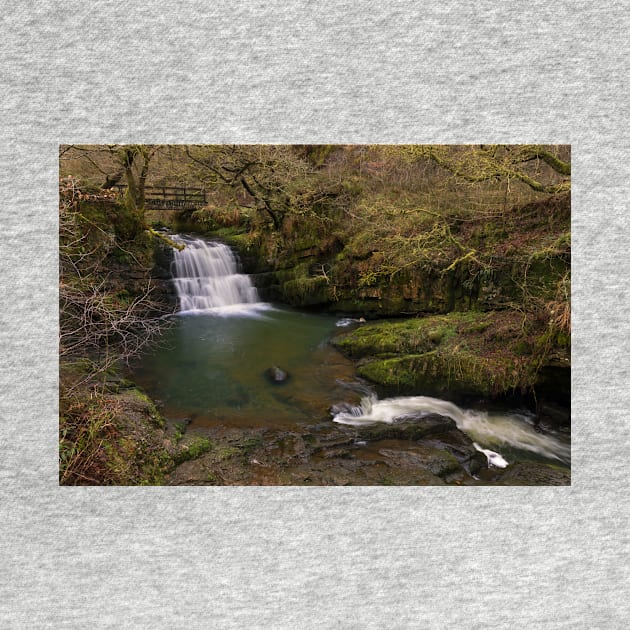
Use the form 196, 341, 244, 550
333, 311, 563, 398
268, 263, 333, 305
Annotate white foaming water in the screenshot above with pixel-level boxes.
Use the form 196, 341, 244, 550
171, 235, 271, 315
332, 394, 570, 464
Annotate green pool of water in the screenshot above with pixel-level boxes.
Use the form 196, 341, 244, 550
132, 307, 358, 429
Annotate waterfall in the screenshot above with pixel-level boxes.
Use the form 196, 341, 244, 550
171, 235, 268, 315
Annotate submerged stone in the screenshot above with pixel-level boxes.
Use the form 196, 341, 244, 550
265, 366, 289, 384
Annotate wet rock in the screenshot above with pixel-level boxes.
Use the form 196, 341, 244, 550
265, 366, 289, 384
498, 461, 570, 485
309, 436, 357, 454
350, 414, 486, 477
321, 448, 352, 459
354, 414, 458, 442
379, 446, 462, 478
266, 432, 309, 464
361, 464, 446, 485
287, 458, 447, 486
537, 402, 571, 433
422, 433, 486, 475
329, 402, 363, 416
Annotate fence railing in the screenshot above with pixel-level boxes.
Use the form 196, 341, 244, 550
113, 185, 207, 210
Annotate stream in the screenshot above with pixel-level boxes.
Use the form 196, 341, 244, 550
132, 235, 570, 484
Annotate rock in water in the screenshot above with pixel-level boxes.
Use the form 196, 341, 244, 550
329, 402, 363, 416
265, 366, 289, 384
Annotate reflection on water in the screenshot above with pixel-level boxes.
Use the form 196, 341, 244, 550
133, 308, 358, 429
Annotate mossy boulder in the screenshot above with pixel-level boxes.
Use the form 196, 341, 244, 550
333, 311, 564, 399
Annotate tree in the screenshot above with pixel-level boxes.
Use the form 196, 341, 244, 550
58, 177, 171, 390
61, 144, 158, 212
185, 145, 298, 228
390, 144, 570, 195
184, 145, 347, 230
107, 145, 156, 213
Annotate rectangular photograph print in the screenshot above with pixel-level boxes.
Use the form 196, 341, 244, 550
59, 145, 571, 485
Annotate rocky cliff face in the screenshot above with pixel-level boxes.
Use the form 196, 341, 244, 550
220, 193, 569, 318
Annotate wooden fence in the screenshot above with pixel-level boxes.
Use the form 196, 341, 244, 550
113, 185, 207, 210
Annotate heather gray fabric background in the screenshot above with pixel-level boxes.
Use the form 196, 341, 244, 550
1, 1, 628, 627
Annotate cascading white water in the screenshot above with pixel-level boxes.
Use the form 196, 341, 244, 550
332, 393, 570, 464
171, 235, 268, 315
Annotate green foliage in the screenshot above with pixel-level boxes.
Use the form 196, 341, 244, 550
62, 146, 570, 328
297, 144, 337, 167
173, 437, 213, 465
172, 422, 187, 444
387, 144, 570, 194
59, 390, 173, 485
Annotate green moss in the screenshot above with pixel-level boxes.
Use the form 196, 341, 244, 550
334, 322, 422, 357
283, 276, 329, 304
272, 262, 331, 305
173, 422, 187, 443
216, 446, 240, 461
357, 348, 526, 397
59, 383, 175, 485
138, 450, 173, 485
556, 332, 570, 347
127, 387, 165, 428
336, 311, 547, 397
173, 437, 213, 465
513, 340, 532, 356
358, 354, 434, 390
333, 313, 483, 358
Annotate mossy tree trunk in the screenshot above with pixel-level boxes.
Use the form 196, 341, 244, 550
119, 145, 155, 216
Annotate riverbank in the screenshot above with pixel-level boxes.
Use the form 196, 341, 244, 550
162, 400, 570, 486
60, 352, 569, 486
129, 305, 569, 486
60, 361, 214, 485
59, 189, 178, 485
332, 311, 570, 411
